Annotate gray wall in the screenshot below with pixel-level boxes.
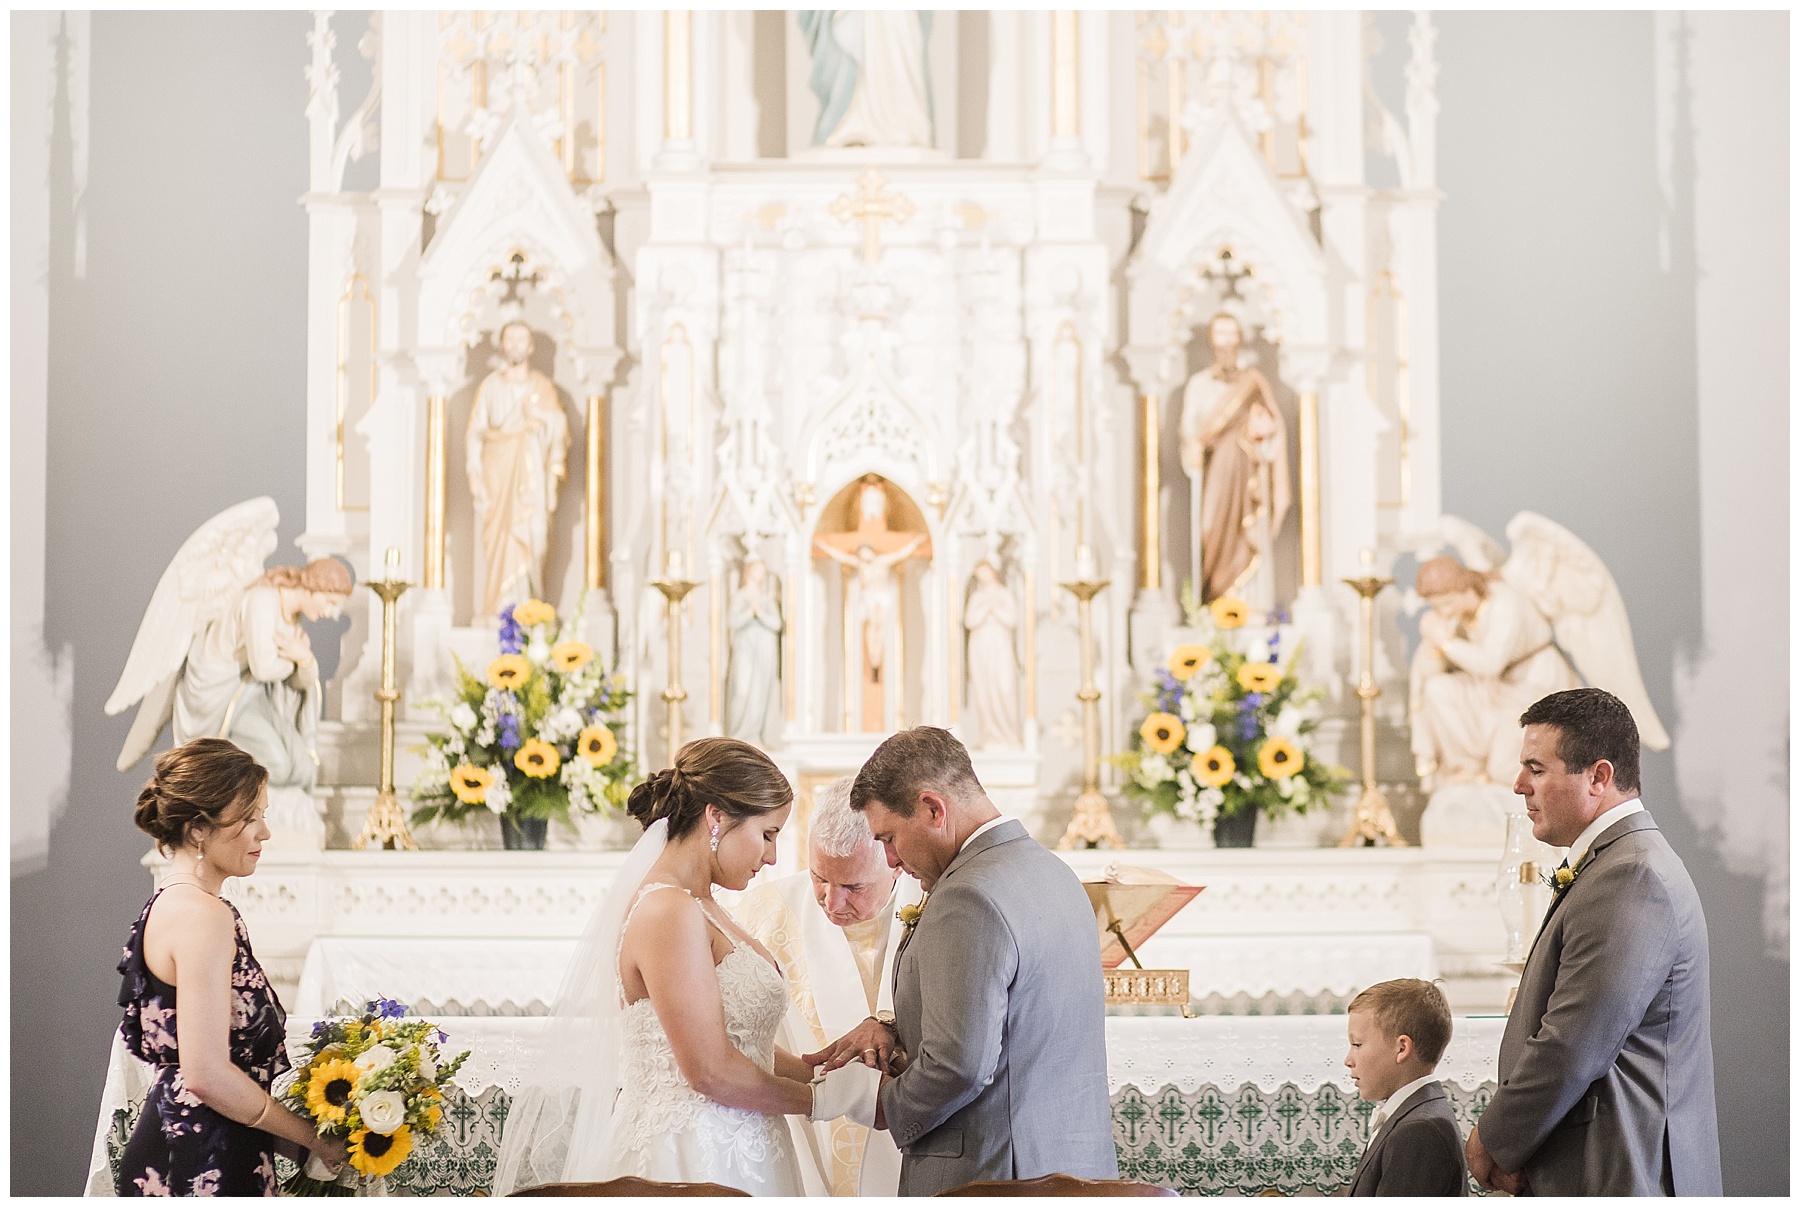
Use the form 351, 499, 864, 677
11, 11, 311, 1195
1435, 11, 1787, 1195
12, 11, 1787, 1196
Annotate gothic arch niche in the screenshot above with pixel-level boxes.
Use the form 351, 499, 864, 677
810, 474, 934, 734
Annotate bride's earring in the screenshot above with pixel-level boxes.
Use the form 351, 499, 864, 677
709, 824, 720, 854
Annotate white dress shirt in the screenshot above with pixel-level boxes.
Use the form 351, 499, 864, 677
1370, 1073, 1441, 1137
959, 814, 1010, 852
1566, 798, 1647, 869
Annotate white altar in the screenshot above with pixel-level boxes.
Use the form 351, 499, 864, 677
99, 13, 1533, 1193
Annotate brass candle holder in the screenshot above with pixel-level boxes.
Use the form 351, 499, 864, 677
356, 548, 419, 851
1338, 560, 1407, 848
1057, 569, 1124, 851
650, 553, 698, 767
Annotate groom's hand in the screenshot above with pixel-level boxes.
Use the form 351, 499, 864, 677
805, 1017, 899, 1074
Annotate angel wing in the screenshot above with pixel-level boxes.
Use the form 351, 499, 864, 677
1499, 511, 1670, 751
106, 497, 281, 770
1437, 514, 1509, 574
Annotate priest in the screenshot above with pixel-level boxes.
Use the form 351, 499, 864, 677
736, 776, 923, 1195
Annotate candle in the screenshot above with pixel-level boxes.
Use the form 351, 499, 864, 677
1075, 544, 1098, 581
666, 548, 685, 579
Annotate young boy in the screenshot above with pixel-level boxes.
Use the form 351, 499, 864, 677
1343, 978, 1469, 1196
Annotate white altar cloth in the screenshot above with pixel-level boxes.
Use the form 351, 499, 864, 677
87, 1013, 1505, 1195
294, 937, 578, 1016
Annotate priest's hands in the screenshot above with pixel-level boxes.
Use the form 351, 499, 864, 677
1465, 1125, 1527, 1194
808, 1062, 881, 1127
806, 1016, 901, 1075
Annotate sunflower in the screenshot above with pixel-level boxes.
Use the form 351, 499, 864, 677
515, 738, 561, 779
449, 764, 494, 805
1168, 644, 1211, 681
1236, 662, 1283, 693
578, 725, 618, 768
551, 640, 593, 673
303, 1058, 360, 1124
348, 1125, 413, 1178
1209, 596, 1250, 628
422, 1103, 443, 1132
487, 654, 530, 689
1258, 737, 1304, 779
514, 599, 556, 628
1195, 745, 1236, 788
1139, 712, 1186, 755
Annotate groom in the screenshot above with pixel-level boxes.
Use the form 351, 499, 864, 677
808, 727, 1117, 1195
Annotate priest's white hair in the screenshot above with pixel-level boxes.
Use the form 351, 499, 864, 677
809, 775, 877, 859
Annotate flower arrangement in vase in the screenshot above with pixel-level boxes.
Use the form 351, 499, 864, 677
1114, 593, 1349, 846
409, 599, 635, 848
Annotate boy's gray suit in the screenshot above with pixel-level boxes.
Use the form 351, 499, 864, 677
1349, 1081, 1469, 1196
1478, 811, 1721, 1195
880, 819, 1117, 1196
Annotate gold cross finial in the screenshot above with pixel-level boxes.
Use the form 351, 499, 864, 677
830, 167, 915, 265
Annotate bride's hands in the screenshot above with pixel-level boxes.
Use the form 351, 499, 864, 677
805, 1017, 900, 1074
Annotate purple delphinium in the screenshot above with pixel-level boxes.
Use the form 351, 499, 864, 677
368, 996, 409, 1021
1239, 693, 1263, 741
497, 712, 522, 751
498, 604, 524, 655
1154, 668, 1183, 713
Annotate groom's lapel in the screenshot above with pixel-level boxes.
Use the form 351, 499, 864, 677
892, 820, 1025, 993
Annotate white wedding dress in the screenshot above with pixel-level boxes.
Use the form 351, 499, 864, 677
493, 821, 804, 1197
600, 883, 803, 1193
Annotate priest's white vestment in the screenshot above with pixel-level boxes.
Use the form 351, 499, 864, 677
735, 870, 923, 1195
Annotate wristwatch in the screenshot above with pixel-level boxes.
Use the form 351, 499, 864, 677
873, 1010, 897, 1030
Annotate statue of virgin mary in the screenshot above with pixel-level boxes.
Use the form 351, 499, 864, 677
798, 11, 935, 150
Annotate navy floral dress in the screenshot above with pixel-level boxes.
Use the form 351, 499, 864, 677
116, 891, 290, 1196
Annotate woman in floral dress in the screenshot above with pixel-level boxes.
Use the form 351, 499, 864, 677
116, 739, 347, 1196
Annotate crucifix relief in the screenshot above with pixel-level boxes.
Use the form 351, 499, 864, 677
830, 167, 916, 265
812, 475, 933, 732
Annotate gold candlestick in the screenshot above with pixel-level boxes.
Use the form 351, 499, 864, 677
1057, 572, 1124, 850
1338, 560, 1407, 848
356, 547, 418, 851
650, 557, 698, 767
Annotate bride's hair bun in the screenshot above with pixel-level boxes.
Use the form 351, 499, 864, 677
134, 738, 268, 853
623, 738, 792, 840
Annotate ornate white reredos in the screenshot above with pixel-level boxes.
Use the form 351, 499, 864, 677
1126, 114, 1329, 394
802, 347, 943, 517
417, 114, 615, 368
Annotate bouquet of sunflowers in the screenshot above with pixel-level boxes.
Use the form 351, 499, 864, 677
281, 997, 468, 1194
1115, 594, 1349, 836
410, 598, 636, 836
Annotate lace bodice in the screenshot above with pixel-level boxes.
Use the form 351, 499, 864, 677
607, 884, 798, 1191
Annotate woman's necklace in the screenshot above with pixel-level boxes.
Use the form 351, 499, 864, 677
161, 870, 218, 897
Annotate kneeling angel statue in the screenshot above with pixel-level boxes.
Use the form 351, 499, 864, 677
106, 497, 352, 795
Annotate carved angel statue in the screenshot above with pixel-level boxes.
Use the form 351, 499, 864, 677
1409, 511, 1670, 791
724, 557, 783, 748
106, 498, 352, 792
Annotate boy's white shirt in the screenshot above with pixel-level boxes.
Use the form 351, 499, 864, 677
1369, 1072, 1441, 1136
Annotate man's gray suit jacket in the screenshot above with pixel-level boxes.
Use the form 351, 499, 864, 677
880, 819, 1117, 1196
1478, 811, 1721, 1195
1348, 1081, 1469, 1196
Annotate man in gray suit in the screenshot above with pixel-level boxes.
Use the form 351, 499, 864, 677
807, 727, 1117, 1195
1467, 689, 1721, 1195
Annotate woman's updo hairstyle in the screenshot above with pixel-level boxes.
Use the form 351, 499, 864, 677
626, 737, 793, 840
134, 738, 269, 854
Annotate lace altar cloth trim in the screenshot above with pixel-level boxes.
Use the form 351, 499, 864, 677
1104, 1015, 1504, 1094
1131, 933, 1438, 998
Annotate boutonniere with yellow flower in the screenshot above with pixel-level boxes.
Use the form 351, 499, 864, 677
1542, 854, 1586, 897
897, 896, 928, 936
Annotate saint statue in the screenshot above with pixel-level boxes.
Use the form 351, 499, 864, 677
466, 320, 570, 622
964, 560, 1022, 748
1177, 313, 1291, 604
724, 557, 784, 748
813, 477, 932, 732
107, 497, 352, 795
797, 11, 935, 149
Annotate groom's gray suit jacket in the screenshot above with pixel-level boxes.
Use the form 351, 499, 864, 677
881, 819, 1117, 1196
1478, 811, 1721, 1195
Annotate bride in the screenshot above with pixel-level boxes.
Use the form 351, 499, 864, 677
495, 738, 878, 1194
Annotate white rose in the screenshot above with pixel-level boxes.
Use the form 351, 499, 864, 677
1177, 692, 1199, 723
450, 703, 478, 732
354, 1043, 397, 1074
485, 777, 513, 815
1184, 722, 1218, 754
359, 1089, 407, 1136
527, 639, 552, 665
417, 1045, 438, 1081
